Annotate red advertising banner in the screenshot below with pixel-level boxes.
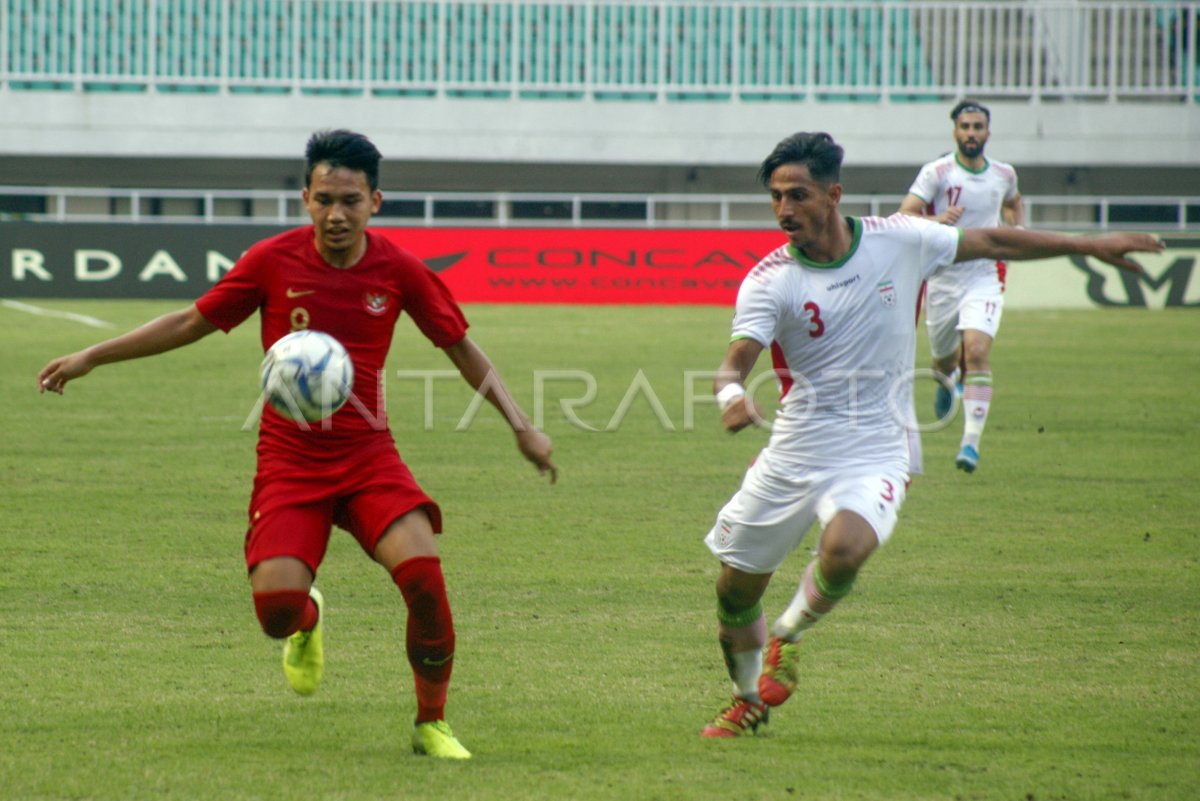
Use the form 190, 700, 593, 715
5, 223, 1194, 307
373, 227, 787, 305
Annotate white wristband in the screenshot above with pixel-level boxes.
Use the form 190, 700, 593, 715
716, 382, 747, 412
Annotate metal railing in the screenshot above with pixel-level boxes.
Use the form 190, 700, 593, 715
3, 1, 1197, 102
2, 185, 1198, 231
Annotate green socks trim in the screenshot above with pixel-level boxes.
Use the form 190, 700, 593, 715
717, 598, 764, 628
813, 563, 855, 600
964, 372, 993, 387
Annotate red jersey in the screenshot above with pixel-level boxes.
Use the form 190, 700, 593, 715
196, 226, 468, 456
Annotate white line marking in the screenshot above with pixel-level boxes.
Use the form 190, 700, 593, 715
1, 299, 115, 328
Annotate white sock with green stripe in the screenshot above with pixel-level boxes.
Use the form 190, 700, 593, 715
773, 561, 855, 641
717, 599, 766, 701
961, 371, 994, 450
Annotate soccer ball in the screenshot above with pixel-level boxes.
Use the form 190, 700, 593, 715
260, 330, 354, 423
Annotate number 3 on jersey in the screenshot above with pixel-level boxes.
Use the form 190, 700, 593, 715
803, 301, 825, 338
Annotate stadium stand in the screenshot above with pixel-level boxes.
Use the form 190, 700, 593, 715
1, 0, 1197, 216
5, 1, 1192, 100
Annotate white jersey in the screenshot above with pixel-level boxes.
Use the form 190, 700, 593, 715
732, 214, 960, 470
906, 153, 1018, 292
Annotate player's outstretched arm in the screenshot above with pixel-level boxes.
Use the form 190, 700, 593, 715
37, 304, 218, 395
956, 228, 1164, 273
714, 338, 767, 434
443, 336, 557, 483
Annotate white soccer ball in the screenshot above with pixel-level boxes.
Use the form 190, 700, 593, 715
260, 330, 354, 423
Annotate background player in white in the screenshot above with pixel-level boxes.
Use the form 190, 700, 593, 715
699, 131, 1160, 738
899, 100, 1025, 472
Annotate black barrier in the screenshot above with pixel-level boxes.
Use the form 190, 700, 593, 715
0, 223, 289, 299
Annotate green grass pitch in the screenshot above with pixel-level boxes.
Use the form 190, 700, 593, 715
3, 300, 1197, 801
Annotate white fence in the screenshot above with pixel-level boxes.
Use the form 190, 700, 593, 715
3, 1, 1198, 102
2, 185, 1197, 230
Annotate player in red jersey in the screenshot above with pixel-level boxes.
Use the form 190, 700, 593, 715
37, 129, 556, 760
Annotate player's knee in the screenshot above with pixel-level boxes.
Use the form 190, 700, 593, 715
253, 590, 310, 639
964, 352, 989, 372
963, 340, 992, 371
819, 531, 876, 578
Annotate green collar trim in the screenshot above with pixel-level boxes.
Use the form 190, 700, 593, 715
788, 217, 862, 270
954, 153, 989, 174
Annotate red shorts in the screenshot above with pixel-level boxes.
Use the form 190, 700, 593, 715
244, 437, 441, 576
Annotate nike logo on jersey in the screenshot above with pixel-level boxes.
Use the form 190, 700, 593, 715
422, 653, 454, 667
286, 288, 316, 298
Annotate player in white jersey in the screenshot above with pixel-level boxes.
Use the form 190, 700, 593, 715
700, 131, 1161, 738
900, 100, 1025, 473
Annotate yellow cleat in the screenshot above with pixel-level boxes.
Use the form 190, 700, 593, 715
412, 720, 472, 759
282, 587, 324, 696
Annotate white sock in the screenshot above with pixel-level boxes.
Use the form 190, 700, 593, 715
728, 649, 764, 701
961, 372, 993, 449
718, 610, 767, 701
773, 561, 847, 641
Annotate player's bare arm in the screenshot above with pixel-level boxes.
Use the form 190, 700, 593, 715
1002, 193, 1025, 227
899, 192, 962, 226
443, 336, 557, 483
956, 228, 1163, 273
37, 304, 218, 394
714, 337, 766, 434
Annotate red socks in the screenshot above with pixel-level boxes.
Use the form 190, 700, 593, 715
252, 559, 455, 723
391, 556, 456, 723
253, 589, 319, 639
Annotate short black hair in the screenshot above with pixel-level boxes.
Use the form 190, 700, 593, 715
757, 132, 844, 187
304, 129, 382, 191
950, 99, 991, 122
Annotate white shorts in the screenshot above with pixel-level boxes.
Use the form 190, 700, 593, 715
926, 282, 1004, 361
704, 452, 909, 575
